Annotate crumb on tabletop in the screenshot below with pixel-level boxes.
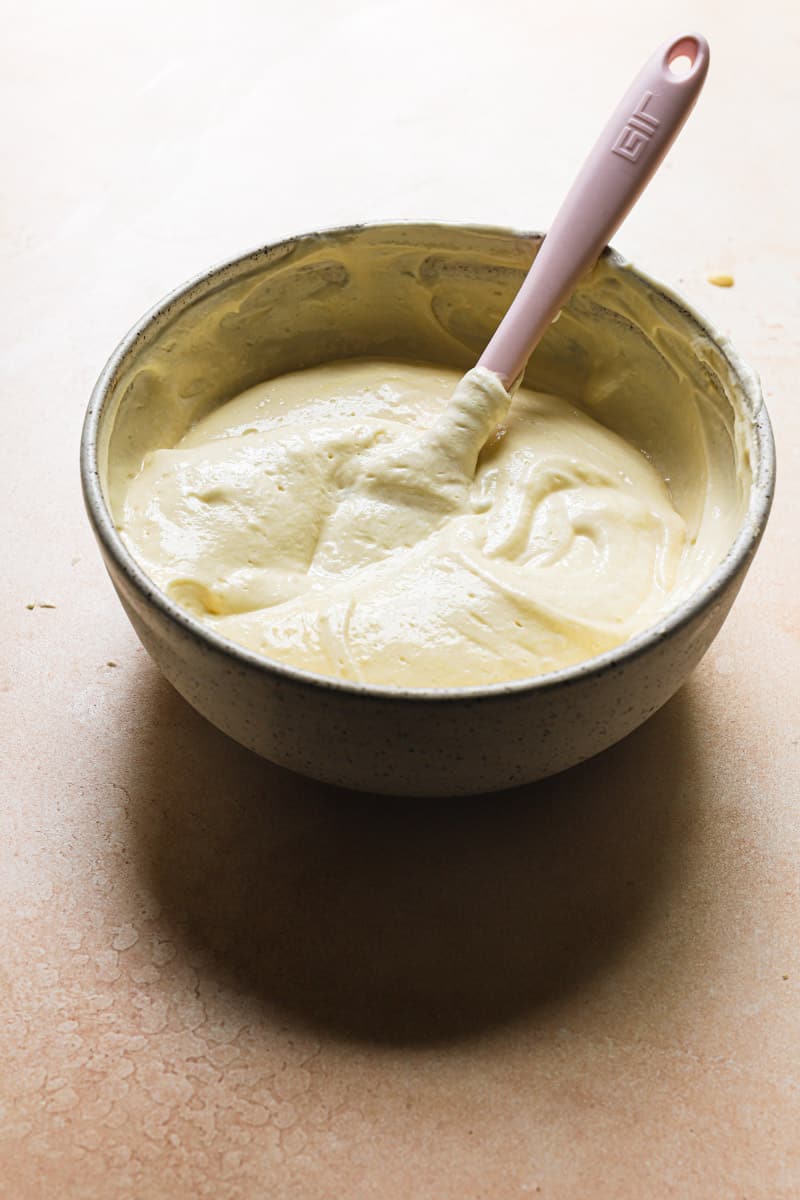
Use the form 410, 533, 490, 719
106, 661, 118, 668
707, 273, 735, 287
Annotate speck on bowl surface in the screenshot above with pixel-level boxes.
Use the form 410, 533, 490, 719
80, 222, 775, 796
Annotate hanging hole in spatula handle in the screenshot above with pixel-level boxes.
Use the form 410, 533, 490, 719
665, 34, 708, 78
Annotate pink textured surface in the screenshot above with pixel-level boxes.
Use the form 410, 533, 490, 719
2, 2, 798, 1196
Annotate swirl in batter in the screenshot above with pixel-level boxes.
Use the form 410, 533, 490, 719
120, 359, 687, 687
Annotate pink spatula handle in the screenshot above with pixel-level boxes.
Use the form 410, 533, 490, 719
479, 33, 710, 387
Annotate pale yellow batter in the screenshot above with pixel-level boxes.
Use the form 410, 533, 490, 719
119, 359, 695, 687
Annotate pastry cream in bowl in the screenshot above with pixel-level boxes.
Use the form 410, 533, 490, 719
118, 359, 724, 688
84, 223, 773, 794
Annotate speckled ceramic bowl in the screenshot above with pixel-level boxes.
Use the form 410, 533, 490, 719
81, 222, 774, 796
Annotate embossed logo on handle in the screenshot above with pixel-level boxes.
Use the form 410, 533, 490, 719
612, 91, 661, 162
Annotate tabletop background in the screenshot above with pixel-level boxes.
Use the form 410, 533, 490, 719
2, 2, 798, 1197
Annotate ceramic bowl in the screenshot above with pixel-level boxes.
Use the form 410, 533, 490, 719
81, 222, 775, 796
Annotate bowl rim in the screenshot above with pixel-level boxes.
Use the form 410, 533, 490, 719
80, 219, 776, 703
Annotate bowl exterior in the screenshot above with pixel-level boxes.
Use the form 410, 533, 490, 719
96, 534, 748, 796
